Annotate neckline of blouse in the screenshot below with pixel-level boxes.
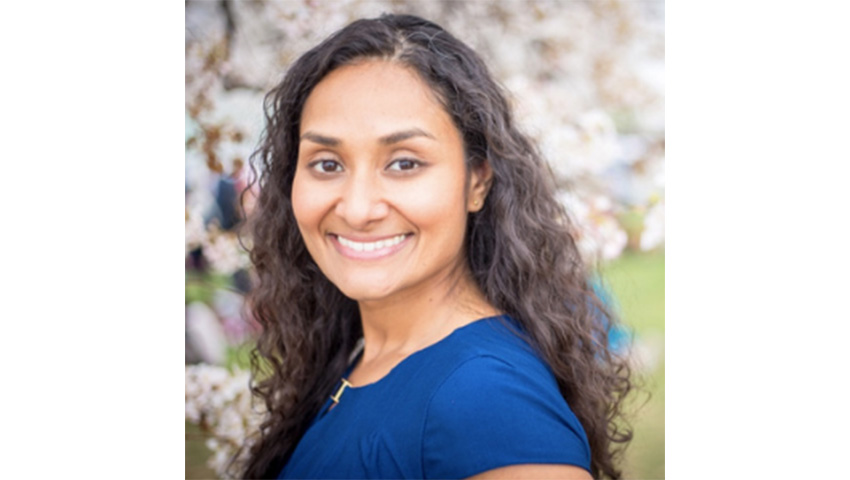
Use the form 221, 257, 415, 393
343, 313, 509, 393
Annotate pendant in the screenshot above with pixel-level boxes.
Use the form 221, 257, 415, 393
330, 378, 352, 405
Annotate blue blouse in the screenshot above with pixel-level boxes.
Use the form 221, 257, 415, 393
278, 315, 591, 479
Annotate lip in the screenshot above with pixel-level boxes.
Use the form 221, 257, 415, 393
329, 233, 412, 260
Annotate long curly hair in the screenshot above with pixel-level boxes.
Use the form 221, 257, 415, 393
241, 14, 633, 479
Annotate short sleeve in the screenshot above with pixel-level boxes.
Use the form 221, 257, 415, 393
422, 355, 591, 479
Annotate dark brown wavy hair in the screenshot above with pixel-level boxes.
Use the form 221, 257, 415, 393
241, 13, 632, 479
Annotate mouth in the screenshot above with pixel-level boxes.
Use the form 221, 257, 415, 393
330, 233, 412, 259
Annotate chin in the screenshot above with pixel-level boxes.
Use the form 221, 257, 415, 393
337, 286, 394, 303
333, 275, 399, 303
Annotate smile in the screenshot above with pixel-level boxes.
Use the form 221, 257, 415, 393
331, 233, 411, 259
338, 234, 407, 252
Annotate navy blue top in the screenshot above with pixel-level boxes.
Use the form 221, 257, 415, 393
278, 315, 591, 479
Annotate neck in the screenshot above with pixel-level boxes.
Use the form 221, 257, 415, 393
356, 264, 496, 361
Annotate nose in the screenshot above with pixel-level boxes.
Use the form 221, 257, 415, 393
334, 170, 389, 229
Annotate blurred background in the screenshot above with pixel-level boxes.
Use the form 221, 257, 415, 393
185, 1, 664, 478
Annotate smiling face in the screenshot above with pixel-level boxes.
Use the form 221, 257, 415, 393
291, 60, 489, 304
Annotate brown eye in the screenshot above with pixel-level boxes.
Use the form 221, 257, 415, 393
387, 158, 421, 171
309, 159, 343, 173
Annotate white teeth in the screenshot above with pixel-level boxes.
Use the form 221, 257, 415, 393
337, 234, 407, 252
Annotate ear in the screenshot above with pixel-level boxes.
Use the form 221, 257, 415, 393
467, 160, 493, 213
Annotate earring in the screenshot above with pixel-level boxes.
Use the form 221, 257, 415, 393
473, 199, 480, 207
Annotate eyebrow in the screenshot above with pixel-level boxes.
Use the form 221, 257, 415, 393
300, 132, 340, 147
299, 128, 435, 147
379, 128, 435, 145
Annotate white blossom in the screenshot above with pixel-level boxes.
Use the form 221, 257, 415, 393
201, 230, 250, 275
186, 0, 665, 263
185, 2, 665, 474
184, 205, 206, 254
186, 364, 264, 479
558, 192, 628, 262
640, 200, 665, 251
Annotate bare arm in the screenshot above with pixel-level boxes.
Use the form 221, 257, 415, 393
468, 464, 593, 480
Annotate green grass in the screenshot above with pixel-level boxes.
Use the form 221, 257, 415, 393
602, 248, 665, 479
623, 360, 665, 479
602, 248, 665, 334
225, 342, 254, 371
185, 271, 235, 305
186, 420, 217, 479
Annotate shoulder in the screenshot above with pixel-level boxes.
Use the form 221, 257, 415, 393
444, 316, 546, 369
425, 354, 582, 438
437, 316, 566, 396
433, 316, 563, 395
420, 319, 591, 479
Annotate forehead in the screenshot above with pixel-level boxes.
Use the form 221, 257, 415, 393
300, 60, 454, 138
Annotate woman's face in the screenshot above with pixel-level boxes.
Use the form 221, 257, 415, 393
291, 60, 488, 303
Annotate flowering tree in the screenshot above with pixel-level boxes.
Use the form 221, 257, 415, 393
185, 1, 664, 476
186, 364, 261, 477
185, 0, 664, 269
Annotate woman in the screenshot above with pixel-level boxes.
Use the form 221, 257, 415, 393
243, 13, 632, 479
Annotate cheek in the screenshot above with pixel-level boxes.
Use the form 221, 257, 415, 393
394, 176, 469, 237
290, 174, 325, 232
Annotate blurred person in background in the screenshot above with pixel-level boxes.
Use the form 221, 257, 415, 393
240, 14, 632, 479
